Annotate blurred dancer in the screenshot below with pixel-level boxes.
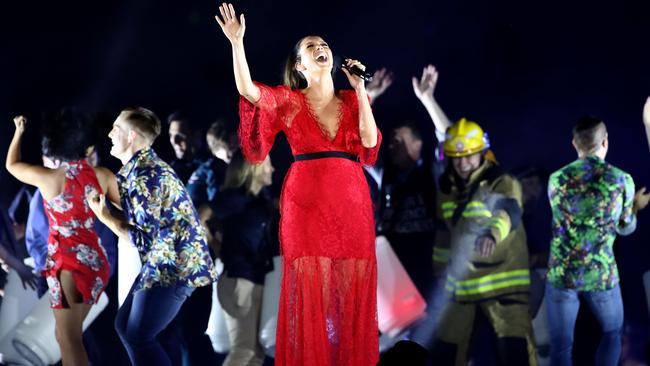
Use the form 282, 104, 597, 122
643, 97, 650, 152
6, 112, 118, 366
430, 119, 536, 366
88, 107, 216, 366
546, 116, 650, 366
214, 151, 275, 366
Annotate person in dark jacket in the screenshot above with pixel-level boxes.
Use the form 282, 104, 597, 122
213, 150, 275, 366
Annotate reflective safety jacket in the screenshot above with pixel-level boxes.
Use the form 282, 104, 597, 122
433, 160, 530, 302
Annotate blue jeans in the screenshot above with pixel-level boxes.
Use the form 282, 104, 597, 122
115, 284, 194, 366
545, 283, 623, 366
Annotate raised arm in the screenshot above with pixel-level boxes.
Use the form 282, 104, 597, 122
412, 65, 452, 135
643, 97, 650, 152
215, 3, 260, 103
342, 59, 378, 148
5, 116, 53, 189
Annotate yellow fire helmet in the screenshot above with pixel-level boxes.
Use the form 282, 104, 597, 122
443, 118, 491, 158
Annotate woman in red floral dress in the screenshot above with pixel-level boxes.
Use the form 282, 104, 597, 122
216, 3, 381, 365
6, 112, 120, 366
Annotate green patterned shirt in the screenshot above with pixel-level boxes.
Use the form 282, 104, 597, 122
547, 156, 636, 291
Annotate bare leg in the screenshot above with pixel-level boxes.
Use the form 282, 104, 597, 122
52, 270, 92, 366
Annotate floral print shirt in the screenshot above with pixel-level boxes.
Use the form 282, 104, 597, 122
547, 156, 636, 292
117, 148, 216, 290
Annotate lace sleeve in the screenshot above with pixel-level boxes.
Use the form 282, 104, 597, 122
238, 82, 288, 163
359, 128, 382, 166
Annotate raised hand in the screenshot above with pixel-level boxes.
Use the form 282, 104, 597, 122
13, 115, 27, 134
215, 3, 246, 45
342, 58, 366, 91
634, 187, 650, 213
366, 68, 394, 103
412, 64, 439, 102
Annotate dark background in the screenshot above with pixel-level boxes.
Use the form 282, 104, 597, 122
1, 0, 649, 362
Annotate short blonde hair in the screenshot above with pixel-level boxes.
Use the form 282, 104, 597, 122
120, 107, 161, 142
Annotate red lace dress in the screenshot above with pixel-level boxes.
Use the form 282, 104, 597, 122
43, 160, 110, 309
240, 82, 381, 366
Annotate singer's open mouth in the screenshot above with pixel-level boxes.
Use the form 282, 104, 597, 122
314, 52, 328, 63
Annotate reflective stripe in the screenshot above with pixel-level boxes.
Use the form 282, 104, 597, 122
466, 201, 486, 209
491, 217, 509, 240
447, 269, 530, 296
453, 278, 531, 296
442, 202, 456, 209
441, 200, 492, 220
433, 247, 450, 263
462, 210, 492, 218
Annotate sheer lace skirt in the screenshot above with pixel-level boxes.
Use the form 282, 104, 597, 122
275, 256, 378, 366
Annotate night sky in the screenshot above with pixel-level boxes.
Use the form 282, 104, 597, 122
2, 0, 650, 359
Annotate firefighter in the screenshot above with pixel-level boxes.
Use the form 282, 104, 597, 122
430, 118, 537, 366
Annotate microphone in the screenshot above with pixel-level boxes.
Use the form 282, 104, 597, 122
341, 59, 373, 82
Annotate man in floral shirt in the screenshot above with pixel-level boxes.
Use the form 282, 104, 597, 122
545, 116, 650, 366
88, 107, 216, 365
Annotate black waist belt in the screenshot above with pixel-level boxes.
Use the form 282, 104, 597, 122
294, 151, 360, 163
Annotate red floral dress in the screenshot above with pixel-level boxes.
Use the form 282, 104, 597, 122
240, 82, 381, 366
43, 160, 109, 309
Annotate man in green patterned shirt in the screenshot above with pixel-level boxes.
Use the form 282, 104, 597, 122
546, 116, 650, 366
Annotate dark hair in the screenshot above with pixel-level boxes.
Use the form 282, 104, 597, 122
166, 110, 191, 126
121, 107, 161, 142
392, 120, 423, 141
573, 116, 606, 153
283, 37, 309, 90
206, 119, 228, 141
41, 109, 94, 161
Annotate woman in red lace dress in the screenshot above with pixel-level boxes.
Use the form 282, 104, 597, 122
6, 112, 120, 366
216, 4, 381, 365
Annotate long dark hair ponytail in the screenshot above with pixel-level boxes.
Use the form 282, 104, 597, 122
283, 37, 309, 90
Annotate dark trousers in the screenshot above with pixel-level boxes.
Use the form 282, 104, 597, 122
115, 284, 193, 366
178, 284, 218, 365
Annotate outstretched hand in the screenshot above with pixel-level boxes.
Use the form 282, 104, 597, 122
215, 2, 246, 45
13, 115, 27, 134
366, 68, 394, 103
412, 64, 439, 102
